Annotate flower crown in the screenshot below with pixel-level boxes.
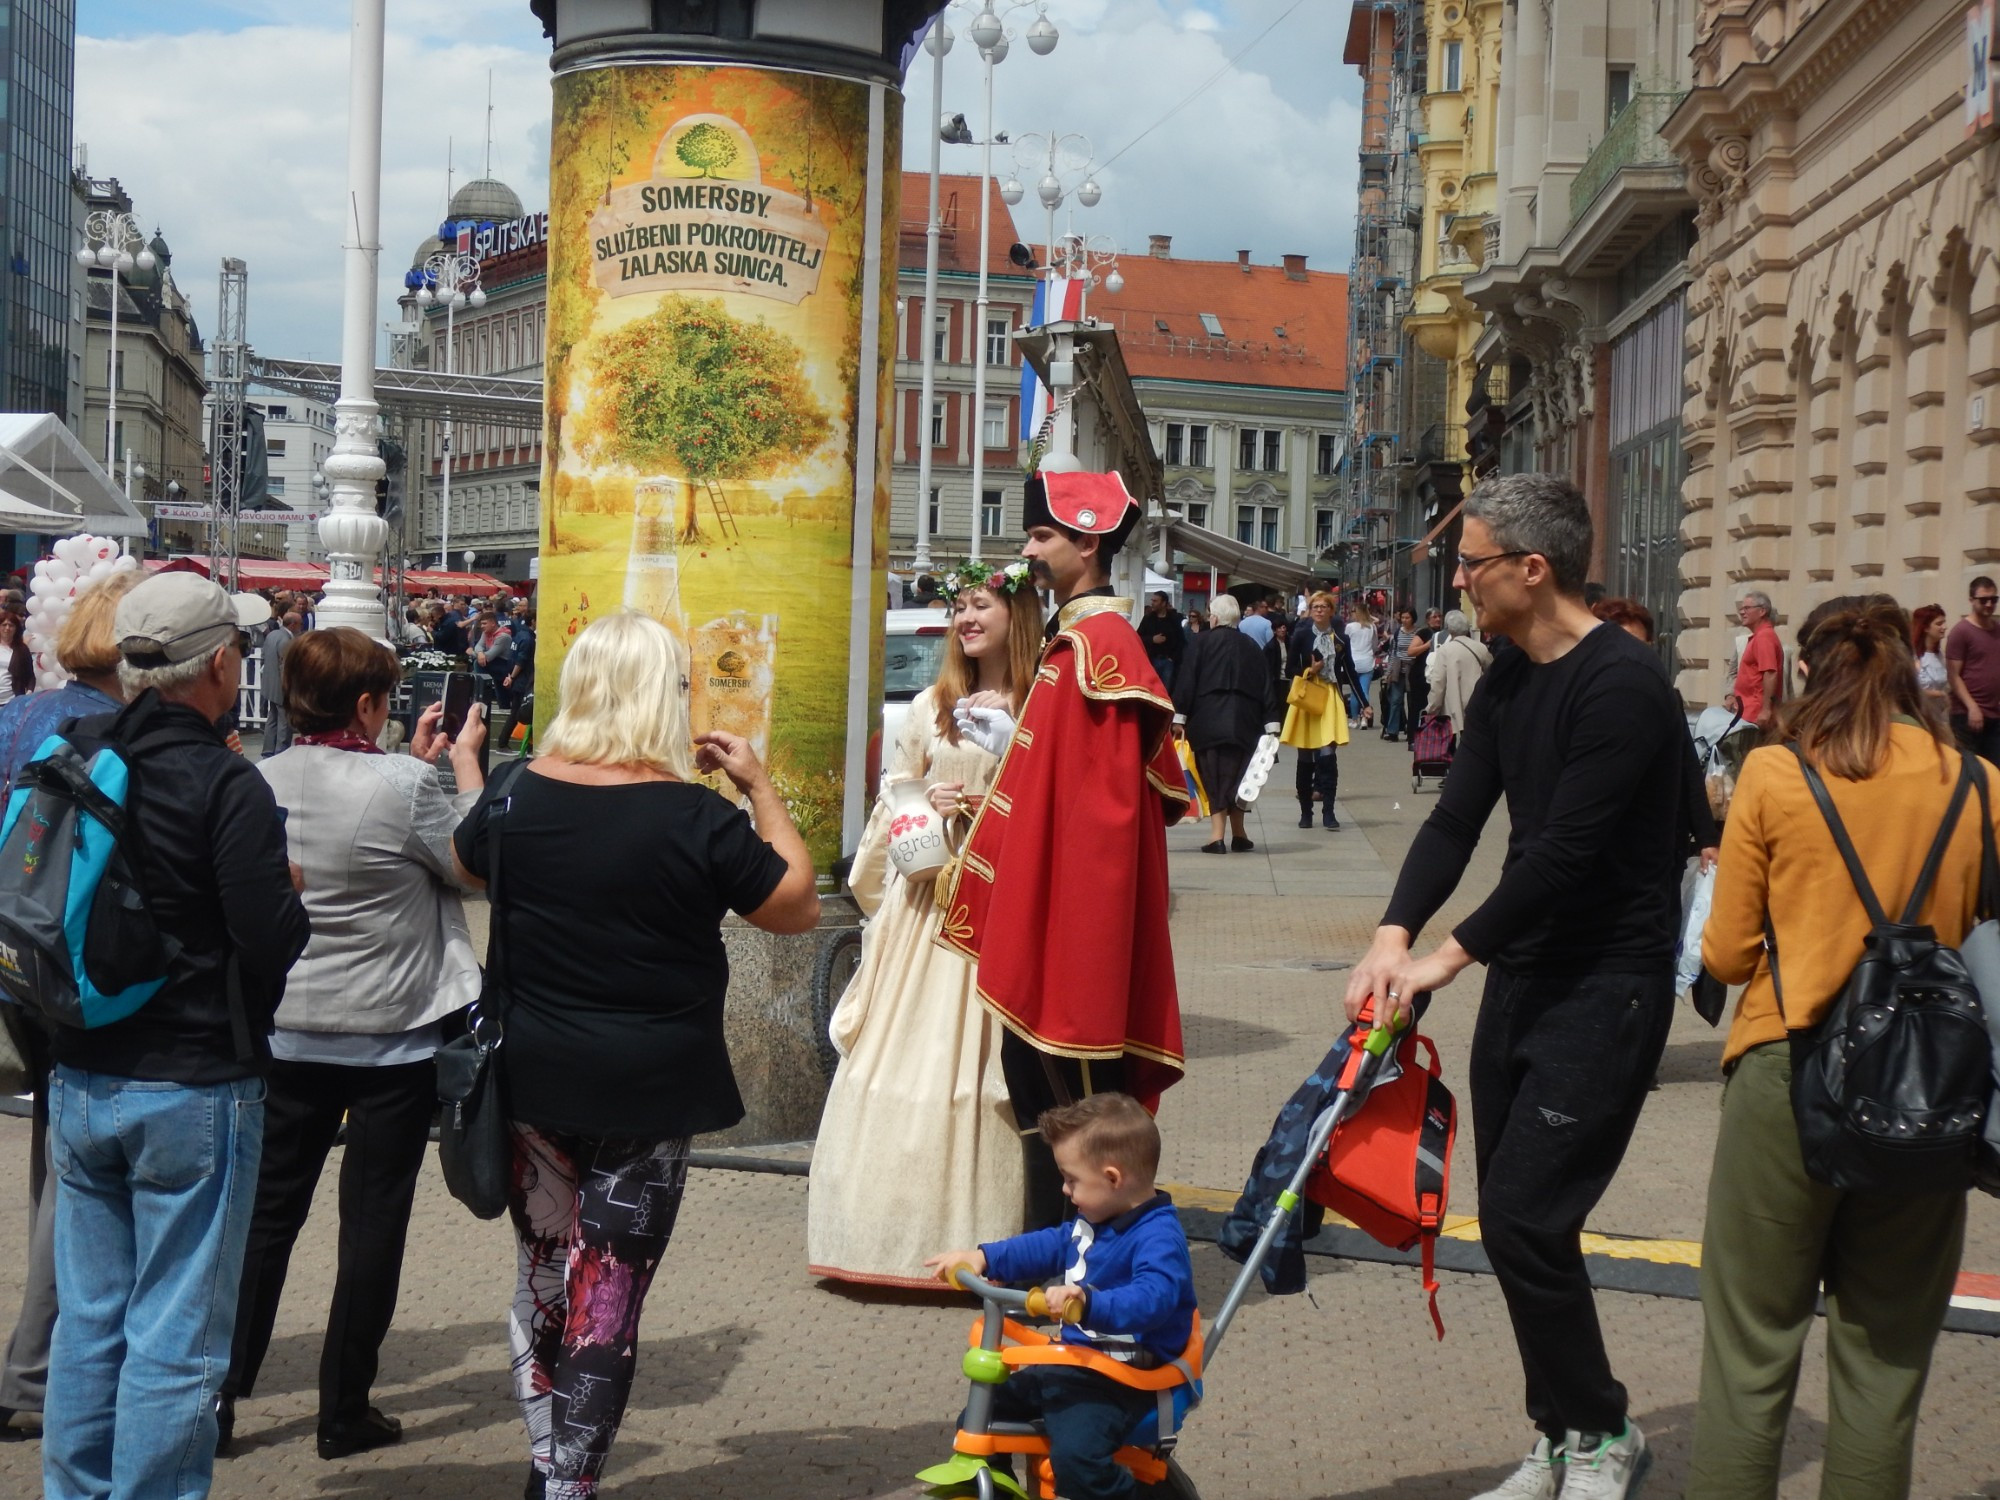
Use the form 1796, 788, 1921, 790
941, 559, 1034, 599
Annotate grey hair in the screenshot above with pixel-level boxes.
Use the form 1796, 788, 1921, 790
1740, 588, 1773, 615
117, 652, 215, 698
1208, 594, 1243, 628
1444, 609, 1472, 637
1464, 473, 1593, 595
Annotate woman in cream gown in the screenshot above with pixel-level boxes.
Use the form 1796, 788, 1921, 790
808, 572, 1041, 1286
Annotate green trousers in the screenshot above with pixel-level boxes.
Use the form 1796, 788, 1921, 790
1689, 1042, 1965, 1499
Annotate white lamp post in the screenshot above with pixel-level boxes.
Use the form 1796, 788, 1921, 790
911, 15, 953, 575
951, 2, 1060, 562
413, 248, 486, 570
1010, 130, 1100, 283
316, 0, 391, 637
76, 211, 156, 478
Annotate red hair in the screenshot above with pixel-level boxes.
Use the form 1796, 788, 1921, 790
1911, 603, 1946, 653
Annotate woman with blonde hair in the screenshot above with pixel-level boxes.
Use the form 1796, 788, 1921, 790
808, 560, 1041, 1281
1345, 594, 1378, 729
1694, 594, 1997, 1497
451, 610, 817, 1500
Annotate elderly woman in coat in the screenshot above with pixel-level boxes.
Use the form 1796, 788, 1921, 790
1424, 609, 1491, 733
1172, 593, 1281, 854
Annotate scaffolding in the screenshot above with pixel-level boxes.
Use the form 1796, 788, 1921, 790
1343, 0, 1425, 588
205, 258, 249, 587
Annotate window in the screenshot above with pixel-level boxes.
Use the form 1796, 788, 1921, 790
981, 489, 1004, 538
986, 316, 1009, 366
266, 476, 287, 496
1315, 509, 1336, 550
267, 438, 287, 458
1263, 430, 1282, 472
930, 399, 946, 447
1608, 67, 1633, 124
1165, 423, 1184, 466
983, 401, 1008, 450
1186, 501, 1209, 530
267, 404, 289, 420
926, 487, 942, 534
1442, 40, 1462, 92
112, 420, 123, 460
1199, 312, 1225, 338
1189, 424, 1209, 467
1238, 504, 1279, 551
933, 310, 951, 361
1317, 434, 1338, 476
1239, 428, 1257, 470
108, 349, 124, 388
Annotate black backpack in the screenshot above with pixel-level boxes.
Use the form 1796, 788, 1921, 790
1775, 747, 1991, 1196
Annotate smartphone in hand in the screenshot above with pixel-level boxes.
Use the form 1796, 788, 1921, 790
440, 674, 475, 737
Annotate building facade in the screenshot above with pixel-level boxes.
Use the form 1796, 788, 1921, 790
77, 179, 212, 553
7, 3, 77, 420
1458, 0, 1702, 655
400, 177, 547, 584
1663, 0, 2000, 706
889, 172, 1038, 563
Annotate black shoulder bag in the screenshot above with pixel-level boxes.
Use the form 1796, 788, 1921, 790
436, 760, 528, 1220
1777, 747, 1991, 1196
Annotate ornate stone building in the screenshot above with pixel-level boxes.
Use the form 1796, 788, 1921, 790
1663, 0, 2000, 705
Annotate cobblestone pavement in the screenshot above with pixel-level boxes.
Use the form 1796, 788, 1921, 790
0, 733, 1994, 1498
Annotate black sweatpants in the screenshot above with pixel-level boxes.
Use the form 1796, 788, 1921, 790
1471, 967, 1673, 1439
1000, 1032, 1126, 1230
225, 1057, 437, 1423
1294, 746, 1338, 819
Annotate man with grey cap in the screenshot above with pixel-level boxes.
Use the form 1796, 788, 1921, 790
41, 571, 308, 1500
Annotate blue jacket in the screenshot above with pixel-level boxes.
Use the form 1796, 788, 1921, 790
980, 1193, 1196, 1364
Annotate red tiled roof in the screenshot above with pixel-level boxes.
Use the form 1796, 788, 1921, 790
1092, 252, 1348, 394
897, 172, 1032, 278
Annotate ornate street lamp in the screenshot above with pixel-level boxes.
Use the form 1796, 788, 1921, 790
76, 211, 157, 480
408, 248, 486, 570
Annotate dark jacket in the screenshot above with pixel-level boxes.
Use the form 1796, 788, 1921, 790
1286, 619, 1363, 698
50, 691, 310, 1084
1140, 608, 1186, 666
1172, 625, 1279, 752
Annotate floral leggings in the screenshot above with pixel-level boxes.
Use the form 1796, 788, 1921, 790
507, 1124, 691, 1500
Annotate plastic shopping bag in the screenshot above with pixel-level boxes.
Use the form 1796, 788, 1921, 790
1675, 863, 1715, 996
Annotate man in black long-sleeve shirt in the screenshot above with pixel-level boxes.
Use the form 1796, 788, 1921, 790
44, 573, 308, 1498
1344, 475, 1678, 1500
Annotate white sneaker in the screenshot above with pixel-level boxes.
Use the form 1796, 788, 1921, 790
1560, 1423, 1651, 1500
1472, 1435, 1563, 1500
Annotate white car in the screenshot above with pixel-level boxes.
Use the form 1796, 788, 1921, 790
881, 607, 952, 753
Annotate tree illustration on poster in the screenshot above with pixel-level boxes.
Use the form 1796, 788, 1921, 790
676, 121, 740, 178
573, 296, 829, 542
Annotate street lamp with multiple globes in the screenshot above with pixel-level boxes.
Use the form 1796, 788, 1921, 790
76, 211, 157, 482
951, 1, 1059, 562
1000, 130, 1103, 283
410, 248, 485, 571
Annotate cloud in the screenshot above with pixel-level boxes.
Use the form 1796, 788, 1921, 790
903, 0, 1357, 277
79, 0, 1360, 363
78, 17, 552, 360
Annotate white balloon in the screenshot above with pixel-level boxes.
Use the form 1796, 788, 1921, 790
113, 555, 138, 572
87, 561, 110, 580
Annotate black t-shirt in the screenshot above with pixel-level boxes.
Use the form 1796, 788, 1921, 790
453, 770, 788, 1138
1382, 623, 1684, 972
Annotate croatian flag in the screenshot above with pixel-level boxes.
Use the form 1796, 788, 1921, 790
1019, 275, 1086, 442
455, 222, 473, 256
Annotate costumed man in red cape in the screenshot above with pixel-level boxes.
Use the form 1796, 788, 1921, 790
936, 467, 1190, 1228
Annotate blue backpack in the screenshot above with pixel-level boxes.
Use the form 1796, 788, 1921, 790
0, 724, 178, 1028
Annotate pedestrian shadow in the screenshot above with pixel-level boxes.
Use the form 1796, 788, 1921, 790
1655, 1037, 1727, 1086
1181, 1011, 1291, 1060
227, 1320, 752, 1458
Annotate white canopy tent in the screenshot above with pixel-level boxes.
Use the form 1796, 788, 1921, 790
0, 414, 148, 537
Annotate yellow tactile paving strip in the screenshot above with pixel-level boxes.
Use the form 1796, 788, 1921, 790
1166, 1181, 1707, 1269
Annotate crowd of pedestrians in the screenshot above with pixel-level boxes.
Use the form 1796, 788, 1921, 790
1, 477, 1997, 1500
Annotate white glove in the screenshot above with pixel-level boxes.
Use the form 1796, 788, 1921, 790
1263, 722, 1281, 735
953, 701, 1018, 757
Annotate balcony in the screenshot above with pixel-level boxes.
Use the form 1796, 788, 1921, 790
1569, 92, 1686, 221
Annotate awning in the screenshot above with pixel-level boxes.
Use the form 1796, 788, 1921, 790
1409, 498, 1467, 557
0, 415, 147, 537
1157, 517, 1315, 590
144, 558, 511, 596
398, 568, 509, 595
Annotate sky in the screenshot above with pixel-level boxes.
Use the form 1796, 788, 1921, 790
76, 0, 1360, 362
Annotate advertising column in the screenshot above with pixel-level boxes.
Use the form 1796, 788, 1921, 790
537, 66, 901, 875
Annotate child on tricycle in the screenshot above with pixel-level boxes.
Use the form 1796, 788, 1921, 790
925, 1093, 1199, 1500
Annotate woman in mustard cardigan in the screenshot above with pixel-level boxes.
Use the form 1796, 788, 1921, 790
1695, 594, 1997, 1499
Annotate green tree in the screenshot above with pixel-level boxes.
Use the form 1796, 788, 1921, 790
675, 122, 739, 178
574, 296, 831, 540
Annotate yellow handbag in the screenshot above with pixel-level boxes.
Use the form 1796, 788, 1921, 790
1174, 735, 1211, 819
1280, 672, 1349, 751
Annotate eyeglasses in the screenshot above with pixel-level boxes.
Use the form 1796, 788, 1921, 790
1457, 549, 1531, 575
1976, 595, 1999, 606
